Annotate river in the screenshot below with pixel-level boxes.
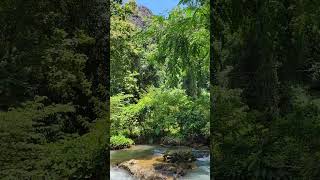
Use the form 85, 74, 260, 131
110, 145, 210, 180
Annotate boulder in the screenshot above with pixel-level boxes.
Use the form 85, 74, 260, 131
163, 150, 196, 163
119, 157, 172, 180
119, 155, 196, 180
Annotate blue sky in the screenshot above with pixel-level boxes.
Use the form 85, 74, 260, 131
125, 0, 181, 16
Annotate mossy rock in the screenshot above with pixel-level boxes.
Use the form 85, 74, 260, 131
154, 163, 187, 177
163, 150, 196, 163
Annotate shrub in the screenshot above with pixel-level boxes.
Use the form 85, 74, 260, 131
212, 85, 320, 179
110, 135, 134, 150
0, 97, 109, 179
0, 96, 75, 178
161, 136, 185, 146
110, 87, 210, 144
44, 119, 109, 179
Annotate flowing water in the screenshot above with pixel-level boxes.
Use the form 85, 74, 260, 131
110, 145, 210, 180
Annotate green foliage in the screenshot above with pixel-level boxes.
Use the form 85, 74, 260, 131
212, 85, 320, 179
110, 0, 210, 148
161, 136, 185, 146
212, 0, 320, 178
0, 0, 109, 178
111, 87, 209, 144
110, 1, 141, 96
44, 119, 109, 179
110, 135, 134, 150
0, 96, 108, 178
212, 80, 320, 179
109, 0, 210, 151
43, 29, 93, 101
0, 96, 74, 177
110, 93, 134, 136
146, 5, 209, 97
137, 87, 193, 138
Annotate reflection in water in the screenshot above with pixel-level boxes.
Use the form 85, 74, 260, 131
110, 145, 156, 165
110, 145, 210, 180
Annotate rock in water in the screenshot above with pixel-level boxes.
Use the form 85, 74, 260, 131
163, 150, 196, 163
119, 158, 170, 180
118, 155, 196, 180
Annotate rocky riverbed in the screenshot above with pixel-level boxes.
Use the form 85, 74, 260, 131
110, 145, 210, 180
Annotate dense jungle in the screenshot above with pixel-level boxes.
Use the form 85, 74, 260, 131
110, 0, 210, 150
211, 0, 320, 179
0, 0, 109, 179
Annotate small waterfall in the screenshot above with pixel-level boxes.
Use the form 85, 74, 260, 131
110, 166, 134, 180
197, 155, 210, 162
181, 155, 210, 180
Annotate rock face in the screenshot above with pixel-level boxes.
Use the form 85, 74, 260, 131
129, 5, 153, 29
119, 155, 196, 180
